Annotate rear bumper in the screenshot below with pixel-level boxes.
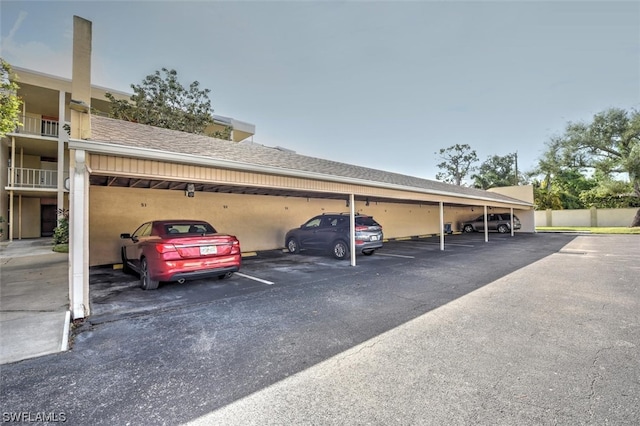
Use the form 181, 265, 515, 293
356, 241, 383, 252
166, 265, 240, 282
152, 255, 242, 282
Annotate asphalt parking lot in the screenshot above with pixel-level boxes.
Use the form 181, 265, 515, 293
2, 232, 638, 425
88, 232, 555, 324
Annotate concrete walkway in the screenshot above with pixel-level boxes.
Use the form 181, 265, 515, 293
0, 239, 70, 364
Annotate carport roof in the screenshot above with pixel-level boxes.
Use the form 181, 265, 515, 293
73, 115, 531, 207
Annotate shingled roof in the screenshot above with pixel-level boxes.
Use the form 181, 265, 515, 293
88, 115, 529, 205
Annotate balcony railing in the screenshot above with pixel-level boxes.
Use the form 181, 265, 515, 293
7, 167, 67, 189
14, 115, 60, 137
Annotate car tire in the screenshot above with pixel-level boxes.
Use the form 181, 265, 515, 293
332, 240, 349, 260
463, 224, 474, 233
121, 248, 133, 275
218, 272, 234, 280
362, 250, 375, 256
286, 237, 300, 254
497, 224, 509, 233
140, 258, 159, 290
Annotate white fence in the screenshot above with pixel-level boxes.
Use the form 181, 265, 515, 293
535, 208, 638, 227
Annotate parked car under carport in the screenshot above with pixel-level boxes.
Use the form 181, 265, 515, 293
460, 213, 521, 234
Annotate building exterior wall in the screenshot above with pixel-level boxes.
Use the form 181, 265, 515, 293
535, 208, 638, 227
90, 185, 345, 266
488, 184, 534, 204
11, 198, 41, 238
89, 185, 533, 266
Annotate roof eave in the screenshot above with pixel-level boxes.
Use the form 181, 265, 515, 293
68, 138, 533, 207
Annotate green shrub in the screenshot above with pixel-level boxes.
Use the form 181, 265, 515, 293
53, 209, 69, 245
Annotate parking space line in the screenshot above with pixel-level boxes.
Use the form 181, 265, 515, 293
420, 242, 476, 247
375, 253, 416, 259
235, 272, 275, 285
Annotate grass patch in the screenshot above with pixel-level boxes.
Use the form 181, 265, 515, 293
536, 227, 640, 234
53, 243, 69, 253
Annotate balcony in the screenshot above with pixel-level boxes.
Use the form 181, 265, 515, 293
7, 167, 67, 190
14, 115, 60, 138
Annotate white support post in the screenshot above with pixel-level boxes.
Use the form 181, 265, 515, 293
439, 201, 445, 251
9, 136, 15, 241
349, 193, 356, 267
69, 149, 89, 319
57, 91, 66, 212
484, 205, 489, 242
510, 207, 514, 236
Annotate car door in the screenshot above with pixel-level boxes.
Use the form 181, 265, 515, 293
486, 214, 499, 231
297, 216, 324, 249
472, 215, 486, 231
315, 216, 342, 248
123, 222, 153, 270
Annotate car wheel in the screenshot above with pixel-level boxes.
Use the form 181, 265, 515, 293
362, 250, 375, 256
121, 248, 133, 275
332, 240, 349, 260
286, 237, 300, 254
497, 224, 509, 233
463, 225, 474, 233
140, 258, 159, 290
218, 272, 234, 280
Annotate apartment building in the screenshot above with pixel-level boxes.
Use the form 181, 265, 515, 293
0, 66, 255, 241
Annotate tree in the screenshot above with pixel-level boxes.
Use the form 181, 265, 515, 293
435, 144, 478, 186
472, 153, 519, 189
540, 108, 640, 226
0, 58, 22, 138
105, 68, 216, 135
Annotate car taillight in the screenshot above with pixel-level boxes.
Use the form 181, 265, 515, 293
230, 239, 240, 255
155, 243, 177, 254
355, 225, 368, 232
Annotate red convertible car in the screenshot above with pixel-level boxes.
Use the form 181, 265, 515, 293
120, 219, 241, 290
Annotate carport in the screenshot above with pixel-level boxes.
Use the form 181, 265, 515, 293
65, 115, 533, 319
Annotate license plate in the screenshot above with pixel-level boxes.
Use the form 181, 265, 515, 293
200, 245, 218, 255
370, 235, 378, 241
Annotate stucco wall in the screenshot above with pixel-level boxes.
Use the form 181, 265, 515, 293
534, 208, 638, 227
597, 208, 638, 226
90, 186, 524, 266
488, 184, 534, 204
11, 198, 41, 238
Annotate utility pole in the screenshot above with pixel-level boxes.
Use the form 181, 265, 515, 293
514, 151, 518, 185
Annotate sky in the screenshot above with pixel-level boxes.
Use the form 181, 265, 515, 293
1, 0, 639, 182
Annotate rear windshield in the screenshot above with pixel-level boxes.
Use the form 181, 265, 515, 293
163, 223, 216, 235
355, 216, 379, 226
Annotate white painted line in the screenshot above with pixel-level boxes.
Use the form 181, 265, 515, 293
235, 272, 275, 285
375, 253, 416, 259
61, 310, 71, 351
420, 242, 476, 247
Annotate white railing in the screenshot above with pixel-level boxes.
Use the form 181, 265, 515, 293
15, 115, 59, 137
7, 167, 64, 189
